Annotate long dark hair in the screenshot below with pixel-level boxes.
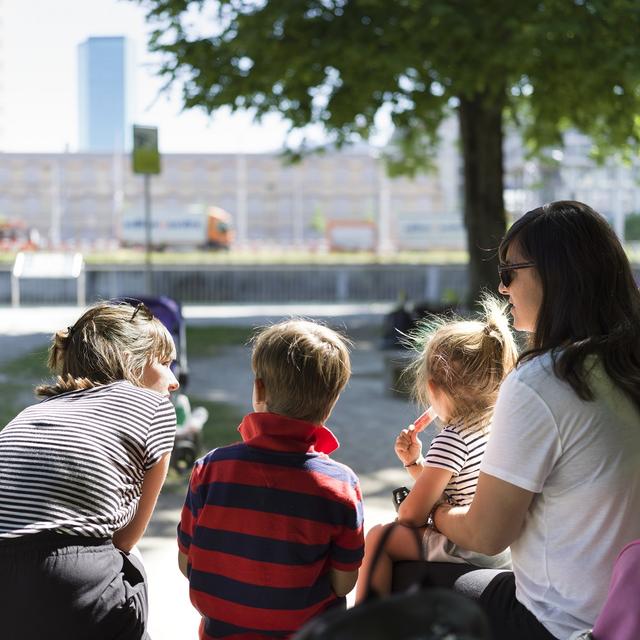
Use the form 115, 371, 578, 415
499, 200, 640, 409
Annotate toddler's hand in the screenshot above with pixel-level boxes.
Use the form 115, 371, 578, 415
394, 424, 422, 466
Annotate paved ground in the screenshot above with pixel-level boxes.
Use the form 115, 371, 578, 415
0, 304, 437, 639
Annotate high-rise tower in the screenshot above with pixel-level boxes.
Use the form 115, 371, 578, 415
0, 0, 5, 150
78, 36, 134, 152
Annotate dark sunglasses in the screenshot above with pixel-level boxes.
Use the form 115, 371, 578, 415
498, 261, 536, 287
129, 302, 153, 322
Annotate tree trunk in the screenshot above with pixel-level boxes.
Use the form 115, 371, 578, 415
458, 92, 506, 308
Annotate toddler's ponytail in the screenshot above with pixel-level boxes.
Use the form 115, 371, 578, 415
479, 295, 519, 385
407, 295, 518, 431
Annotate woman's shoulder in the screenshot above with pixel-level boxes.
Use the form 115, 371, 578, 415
501, 351, 584, 414
508, 352, 557, 388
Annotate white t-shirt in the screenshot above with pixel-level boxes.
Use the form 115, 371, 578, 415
482, 353, 640, 639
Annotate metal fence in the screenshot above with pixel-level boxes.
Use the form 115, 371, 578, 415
0, 264, 470, 306
3, 263, 640, 307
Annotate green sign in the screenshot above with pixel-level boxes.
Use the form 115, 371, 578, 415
132, 125, 161, 175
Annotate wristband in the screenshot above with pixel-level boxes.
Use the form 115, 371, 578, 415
404, 456, 424, 468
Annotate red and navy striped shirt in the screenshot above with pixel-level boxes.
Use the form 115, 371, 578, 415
178, 412, 364, 639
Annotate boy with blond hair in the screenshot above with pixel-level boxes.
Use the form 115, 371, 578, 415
178, 319, 364, 639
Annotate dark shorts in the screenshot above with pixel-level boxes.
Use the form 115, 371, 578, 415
0, 532, 149, 640
393, 562, 557, 640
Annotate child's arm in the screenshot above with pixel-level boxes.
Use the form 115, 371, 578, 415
433, 472, 533, 555
112, 452, 171, 552
178, 550, 189, 578
177, 461, 205, 579
396, 464, 453, 527
330, 568, 359, 597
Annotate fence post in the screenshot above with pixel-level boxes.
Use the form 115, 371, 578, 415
425, 265, 440, 302
11, 273, 20, 307
336, 270, 349, 301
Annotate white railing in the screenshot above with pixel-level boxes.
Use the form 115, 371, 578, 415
0, 263, 469, 306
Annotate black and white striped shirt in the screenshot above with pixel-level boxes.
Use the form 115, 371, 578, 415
0, 381, 176, 539
424, 422, 489, 506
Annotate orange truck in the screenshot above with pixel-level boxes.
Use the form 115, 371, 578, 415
204, 207, 233, 249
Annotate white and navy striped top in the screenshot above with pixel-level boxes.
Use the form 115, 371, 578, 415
424, 422, 489, 506
0, 380, 176, 539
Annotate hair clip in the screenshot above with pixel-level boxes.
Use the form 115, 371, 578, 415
67, 325, 76, 337
129, 302, 152, 322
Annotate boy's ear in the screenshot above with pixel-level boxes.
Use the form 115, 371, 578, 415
254, 378, 267, 404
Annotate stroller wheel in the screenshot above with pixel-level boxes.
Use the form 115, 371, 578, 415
171, 441, 197, 474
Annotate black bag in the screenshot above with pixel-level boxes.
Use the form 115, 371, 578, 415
293, 523, 491, 640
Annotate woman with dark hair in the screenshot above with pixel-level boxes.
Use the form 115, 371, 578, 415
0, 302, 178, 640
425, 201, 640, 639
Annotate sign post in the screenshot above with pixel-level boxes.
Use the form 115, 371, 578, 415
132, 125, 161, 295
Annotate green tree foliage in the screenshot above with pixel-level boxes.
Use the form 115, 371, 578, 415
625, 213, 640, 242
133, 0, 640, 304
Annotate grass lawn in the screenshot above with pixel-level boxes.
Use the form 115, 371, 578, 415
182, 325, 248, 453
2, 344, 51, 380
0, 344, 50, 427
185, 325, 254, 358
1, 245, 638, 267
0, 248, 469, 266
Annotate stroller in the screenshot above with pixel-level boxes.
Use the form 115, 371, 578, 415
118, 295, 207, 473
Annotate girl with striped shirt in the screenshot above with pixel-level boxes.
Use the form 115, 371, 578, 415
0, 302, 178, 640
356, 296, 518, 601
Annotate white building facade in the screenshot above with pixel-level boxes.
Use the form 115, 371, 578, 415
2, 124, 639, 253
0, 148, 466, 251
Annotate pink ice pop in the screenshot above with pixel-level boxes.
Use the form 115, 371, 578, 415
413, 406, 437, 432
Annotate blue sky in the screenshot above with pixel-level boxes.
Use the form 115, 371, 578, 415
2, 0, 291, 153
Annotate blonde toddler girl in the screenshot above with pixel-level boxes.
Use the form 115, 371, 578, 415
356, 296, 518, 601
